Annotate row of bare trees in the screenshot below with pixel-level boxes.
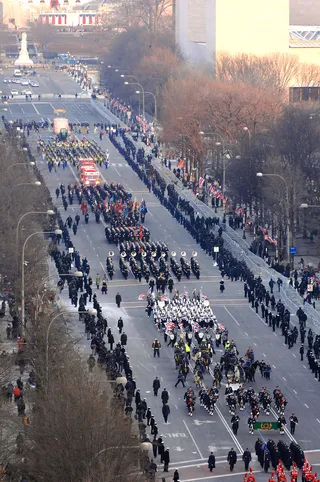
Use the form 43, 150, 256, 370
25, 314, 144, 482
159, 71, 320, 256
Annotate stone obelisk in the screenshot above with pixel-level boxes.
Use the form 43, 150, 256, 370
15, 32, 33, 66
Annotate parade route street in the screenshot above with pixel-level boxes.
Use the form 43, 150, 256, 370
11, 70, 318, 474
31, 117, 320, 467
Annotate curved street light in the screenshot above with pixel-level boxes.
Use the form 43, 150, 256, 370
136, 90, 157, 122
7, 161, 35, 173
35, 271, 83, 318
45, 308, 97, 389
243, 126, 252, 149
8, 181, 42, 217
21, 229, 62, 334
16, 209, 55, 248
299, 203, 320, 209
199, 131, 240, 197
124, 81, 145, 121
256, 172, 290, 261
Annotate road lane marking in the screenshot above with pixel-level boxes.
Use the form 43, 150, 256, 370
305, 404, 309, 408
182, 472, 248, 481
99, 261, 106, 274
272, 365, 276, 369
317, 419, 320, 423
183, 420, 203, 459
224, 307, 240, 326
214, 405, 243, 454
303, 365, 307, 369
32, 103, 40, 115
282, 377, 286, 381
293, 390, 297, 394
111, 164, 121, 176
293, 354, 296, 357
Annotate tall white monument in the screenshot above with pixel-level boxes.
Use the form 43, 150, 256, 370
15, 32, 33, 66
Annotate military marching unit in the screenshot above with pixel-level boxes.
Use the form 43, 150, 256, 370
57, 182, 202, 285
40, 138, 108, 170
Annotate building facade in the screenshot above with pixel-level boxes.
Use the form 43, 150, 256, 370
176, 0, 290, 65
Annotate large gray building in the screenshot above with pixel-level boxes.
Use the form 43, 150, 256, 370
290, 0, 320, 25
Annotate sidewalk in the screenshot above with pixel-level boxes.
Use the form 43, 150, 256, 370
0, 301, 33, 478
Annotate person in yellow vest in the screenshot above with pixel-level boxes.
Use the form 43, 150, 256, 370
185, 343, 191, 359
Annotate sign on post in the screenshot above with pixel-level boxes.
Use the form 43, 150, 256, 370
254, 421, 279, 431
290, 247, 297, 255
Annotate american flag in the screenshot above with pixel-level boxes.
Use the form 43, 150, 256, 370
267, 236, 277, 246
198, 177, 205, 189
165, 322, 175, 332
235, 208, 245, 215
192, 322, 201, 333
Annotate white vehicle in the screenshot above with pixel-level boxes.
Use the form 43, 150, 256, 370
22, 89, 32, 96
21, 79, 29, 86
3, 78, 10, 83
30, 81, 39, 87
14, 69, 22, 77
11, 89, 19, 95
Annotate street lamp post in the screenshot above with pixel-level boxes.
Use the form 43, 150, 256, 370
120, 73, 140, 83
243, 126, 252, 150
7, 161, 35, 173
21, 229, 62, 335
16, 209, 55, 248
8, 181, 42, 213
136, 90, 157, 123
45, 308, 96, 389
89, 440, 153, 473
256, 172, 290, 261
198, 131, 241, 199
300, 203, 320, 209
124, 81, 145, 120
35, 271, 83, 319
